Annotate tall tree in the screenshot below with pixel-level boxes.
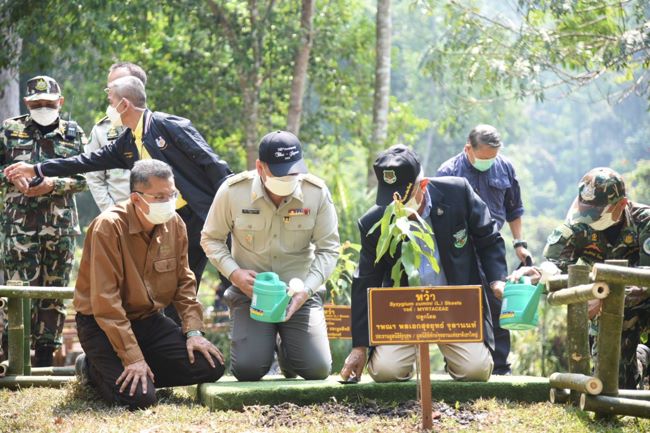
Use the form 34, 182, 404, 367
370, 0, 391, 184
0, 26, 20, 121
286, 0, 315, 136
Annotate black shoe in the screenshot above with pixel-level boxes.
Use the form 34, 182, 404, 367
34, 346, 54, 367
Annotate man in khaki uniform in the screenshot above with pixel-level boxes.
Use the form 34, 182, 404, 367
85, 63, 147, 211
201, 130, 340, 381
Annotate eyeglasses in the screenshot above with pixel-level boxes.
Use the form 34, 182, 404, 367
134, 191, 179, 202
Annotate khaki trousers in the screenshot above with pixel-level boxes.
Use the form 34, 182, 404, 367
367, 342, 494, 382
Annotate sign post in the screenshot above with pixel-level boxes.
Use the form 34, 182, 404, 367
368, 285, 483, 431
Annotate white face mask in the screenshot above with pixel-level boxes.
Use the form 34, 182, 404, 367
264, 174, 299, 197
403, 193, 421, 211
140, 196, 176, 225
29, 107, 59, 126
106, 99, 125, 127
588, 212, 619, 231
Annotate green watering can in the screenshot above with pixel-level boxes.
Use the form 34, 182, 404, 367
250, 272, 291, 323
499, 276, 542, 331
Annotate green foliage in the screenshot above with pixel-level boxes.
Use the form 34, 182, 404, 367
325, 241, 360, 305
369, 197, 439, 287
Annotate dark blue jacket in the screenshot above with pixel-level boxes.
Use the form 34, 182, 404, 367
437, 152, 523, 230
37, 110, 232, 220
350, 176, 507, 348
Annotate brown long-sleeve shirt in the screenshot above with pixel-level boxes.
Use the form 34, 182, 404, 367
74, 200, 203, 366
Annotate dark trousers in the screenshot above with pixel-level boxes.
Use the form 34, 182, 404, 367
76, 312, 224, 410
165, 206, 208, 324
486, 286, 511, 374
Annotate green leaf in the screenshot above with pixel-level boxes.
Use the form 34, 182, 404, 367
401, 242, 421, 286
390, 261, 404, 287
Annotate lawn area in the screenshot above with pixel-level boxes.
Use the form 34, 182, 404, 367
1, 383, 649, 433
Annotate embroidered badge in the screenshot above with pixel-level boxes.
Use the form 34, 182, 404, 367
242, 209, 260, 215
436, 207, 444, 216
155, 136, 168, 149
453, 228, 467, 248
581, 183, 596, 201
624, 234, 634, 245
35, 79, 48, 91
288, 208, 310, 216
383, 170, 397, 185
643, 237, 650, 255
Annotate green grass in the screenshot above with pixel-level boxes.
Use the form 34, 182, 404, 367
1, 382, 649, 433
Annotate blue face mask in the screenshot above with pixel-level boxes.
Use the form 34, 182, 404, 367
472, 157, 496, 172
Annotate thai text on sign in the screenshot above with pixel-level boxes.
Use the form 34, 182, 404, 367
324, 305, 352, 340
368, 285, 483, 345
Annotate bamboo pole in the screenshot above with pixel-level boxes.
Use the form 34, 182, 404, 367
546, 282, 609, 306
0, 375, 75, 389
616, 389, 650, 401
580, 394, 650, 419
0, 361, 7, 377
30, 366, 76, 376
7, 297, 24, 376
549, 388, 571, 404
567, 265, 590, 384
0, 286, 74, 299
0, 297, 6, 308
549, 372, 603, 395
546, 275, 569, 292
591, 263, 650, 287
595, 260, 628, 398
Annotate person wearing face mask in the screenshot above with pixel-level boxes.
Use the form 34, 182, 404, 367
85, 62, 148, 213
73, 160, 225, 409
201, 130, 340, 381
543, 167, 650, 389
3, 75, 233, 327
0, 75, 87, 366
340, 144, 507, 384
437, 124, 529, 376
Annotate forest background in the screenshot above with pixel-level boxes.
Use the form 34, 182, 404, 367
1, 0, 649, 376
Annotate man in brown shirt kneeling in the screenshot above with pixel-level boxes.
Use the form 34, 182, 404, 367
74, 159, 224, 409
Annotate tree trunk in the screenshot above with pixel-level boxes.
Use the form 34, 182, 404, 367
0, 29, 21, 121
286, 0, 315, 136
368, 0, 391, 186
243, 86, 260, 170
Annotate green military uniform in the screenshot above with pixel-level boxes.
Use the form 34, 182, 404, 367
544, 167, 650, 389
0, 96, 87, 364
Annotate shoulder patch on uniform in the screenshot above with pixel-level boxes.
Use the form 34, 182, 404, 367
226, 170, 255, 186
547, 224, 573, 245
96, 116, 110, 126
2, 115, 28, 131
301, 173, 326, 189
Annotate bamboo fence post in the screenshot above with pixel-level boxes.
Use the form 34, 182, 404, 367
566, 265, 590, 388
546, 282, 609, 306
0, 375, 74, 388
594, 260, 628, 399
549, 372, 602, 395
616, 389, 650, 401
580, 394, 650, 419
6, 297, 24, 376
22, 297, 31, 375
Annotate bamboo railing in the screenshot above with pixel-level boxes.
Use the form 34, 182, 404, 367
547, 261, 650, 419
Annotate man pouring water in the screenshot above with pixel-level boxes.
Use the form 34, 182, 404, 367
201, 130, 340, 381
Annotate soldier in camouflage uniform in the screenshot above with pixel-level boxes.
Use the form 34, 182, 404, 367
0, 76, 87, 366
543, 167, 650, 389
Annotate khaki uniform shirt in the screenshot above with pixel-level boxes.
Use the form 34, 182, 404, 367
84, 118, 131, 212
74, 200, 203, 366
201, 171, 340, 294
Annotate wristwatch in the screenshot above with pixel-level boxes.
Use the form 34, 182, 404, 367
186, 330, 204, 338
512, 239, 528, 249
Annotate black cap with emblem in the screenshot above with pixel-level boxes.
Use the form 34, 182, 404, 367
373, 144, 422, 206
258, 130, 308, 176
25, 75, 61, 101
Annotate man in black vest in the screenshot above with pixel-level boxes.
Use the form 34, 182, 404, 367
341, 145, 507, 382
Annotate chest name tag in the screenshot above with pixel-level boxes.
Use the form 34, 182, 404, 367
242, 209, 260, 215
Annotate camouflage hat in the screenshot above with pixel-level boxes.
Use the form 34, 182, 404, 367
567, 167, 627, 225
25, 75, 61, 102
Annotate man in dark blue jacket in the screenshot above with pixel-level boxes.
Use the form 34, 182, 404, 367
4, 76, 232, 323
340, 145, 507, 383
